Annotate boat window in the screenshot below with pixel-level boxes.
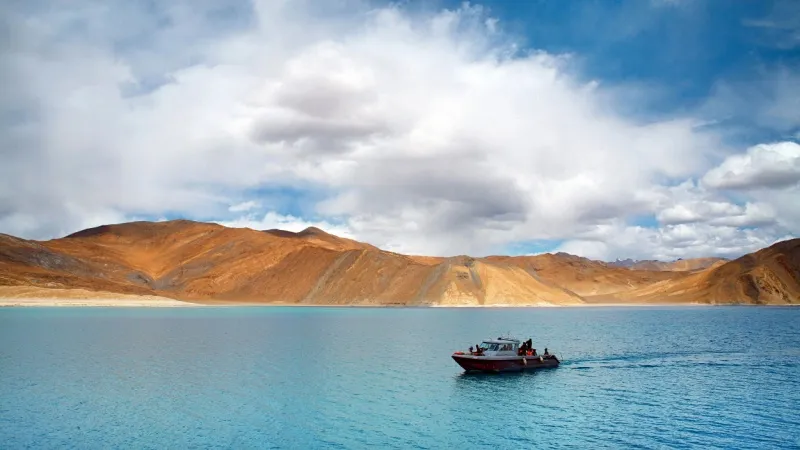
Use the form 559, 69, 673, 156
481, 342, 500, 351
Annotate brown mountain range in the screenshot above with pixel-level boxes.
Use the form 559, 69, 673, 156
608, 257, 727, 272
1, 220, 798, 305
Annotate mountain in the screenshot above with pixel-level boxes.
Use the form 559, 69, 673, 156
483, 252, 677, 297
0, 220, 581, 306
590, 238, 800, 305
608, 257, 728, 272
1, 220, 797, 305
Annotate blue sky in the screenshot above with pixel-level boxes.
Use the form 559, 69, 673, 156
1, 0, 798, 260
447, 0, 797, 137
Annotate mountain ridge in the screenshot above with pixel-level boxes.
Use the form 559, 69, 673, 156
608, 257, 728, 272
1, 220, 798, 305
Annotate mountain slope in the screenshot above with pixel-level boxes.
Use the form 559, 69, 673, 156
483, 253, 677, 296
608, 257, 727, 272
1, 220, 797, 305
591, 239, 800, 304
0, 220, 583, 305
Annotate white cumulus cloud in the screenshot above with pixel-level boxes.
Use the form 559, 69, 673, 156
0, 0, 796, 260
556, 220, 790, 261
228, 201, 260, 213
217, 211, 355, 239
702, 141, 800, 190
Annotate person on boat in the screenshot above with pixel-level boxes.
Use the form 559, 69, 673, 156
469, 346, 474, 354
544, 348, 549, 356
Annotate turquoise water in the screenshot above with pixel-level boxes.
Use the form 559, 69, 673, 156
1, 306, 799, 449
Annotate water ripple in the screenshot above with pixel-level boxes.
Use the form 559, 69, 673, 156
1, 306, 799, 449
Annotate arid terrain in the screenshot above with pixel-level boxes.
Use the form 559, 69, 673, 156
1, 220, 798, 306
608, 257, 727, 272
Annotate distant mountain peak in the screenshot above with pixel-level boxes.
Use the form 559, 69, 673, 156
262, 226, 329, 238
299, 226, 326, 235
608, 256, 729, 272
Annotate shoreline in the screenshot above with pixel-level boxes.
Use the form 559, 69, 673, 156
2, 298, 797, 308
0, 286, 200, 308
1, 286, 796, 308
0, 297, 202, 308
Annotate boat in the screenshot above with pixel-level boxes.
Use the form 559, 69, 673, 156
451, 336, 559, 373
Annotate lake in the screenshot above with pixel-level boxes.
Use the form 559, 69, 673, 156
1, 306, 799, 449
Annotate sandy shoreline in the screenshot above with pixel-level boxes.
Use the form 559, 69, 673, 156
0, 298, 200, 307
0, 286, 199, 307
1, 287, 795, 308
2, 298, 792, 308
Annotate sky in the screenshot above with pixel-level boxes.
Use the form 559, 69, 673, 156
1, 0, 799, 261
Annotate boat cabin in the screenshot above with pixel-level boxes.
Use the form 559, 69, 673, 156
477, 338, 520, 356
468, 336, 539, 357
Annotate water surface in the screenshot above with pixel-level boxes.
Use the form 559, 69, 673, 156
1, 306, 799, 449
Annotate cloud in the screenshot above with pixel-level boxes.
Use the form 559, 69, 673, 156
556, 221, 789, 261
702, 141, 800, 190
657, 201, 775, 227
698, 141, 800, 235
251, 9, 719, 255
0, 0, 796, 260
753, 186, 800, 232
217, 211, 354, 238
646, 178, 777, 229
228, 200, 260, 212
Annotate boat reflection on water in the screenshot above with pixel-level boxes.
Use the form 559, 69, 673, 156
452, 336, 560, 373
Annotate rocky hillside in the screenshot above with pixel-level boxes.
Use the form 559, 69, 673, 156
1, 220, 797, 305
484, 253, 677, 296
608, 257, 727, 272
0, 220, 581, 306
590, 238, 800, 305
